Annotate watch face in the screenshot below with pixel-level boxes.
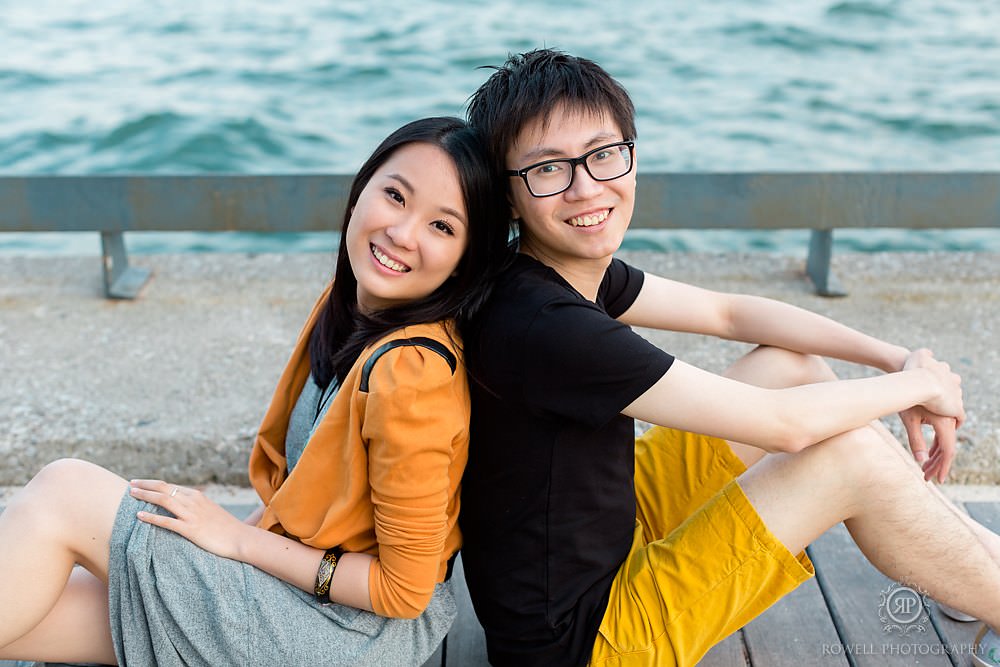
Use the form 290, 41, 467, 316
315, 558, 335, 597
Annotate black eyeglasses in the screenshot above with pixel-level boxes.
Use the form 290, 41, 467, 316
506, 141, 635, 198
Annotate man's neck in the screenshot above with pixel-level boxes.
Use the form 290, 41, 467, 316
519, 247, 609, 302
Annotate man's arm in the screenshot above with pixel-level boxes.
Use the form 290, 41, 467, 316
619, 272, 965, 478
619, 273, 910, 372
623, 350, 964, 455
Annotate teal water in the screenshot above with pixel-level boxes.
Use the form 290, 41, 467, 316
2, 1, 999, 254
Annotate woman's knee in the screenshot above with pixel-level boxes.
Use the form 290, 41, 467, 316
12, 459, 125, 531
25, 458, 99, 500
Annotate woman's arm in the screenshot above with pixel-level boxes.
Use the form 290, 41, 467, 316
623, 349, 964, 453
361, 343, 466, 619
131, 342, 464, 619
620, 273, 909, 372
128, 482, 375, 610
242, 503, 265, 526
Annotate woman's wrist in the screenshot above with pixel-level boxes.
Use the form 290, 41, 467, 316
231, 522, 258, 562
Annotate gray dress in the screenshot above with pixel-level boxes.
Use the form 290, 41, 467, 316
105, 374, 457, 666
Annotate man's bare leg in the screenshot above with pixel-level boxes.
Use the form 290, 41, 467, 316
738, 420, 1000, 629
722, 346, 839, 468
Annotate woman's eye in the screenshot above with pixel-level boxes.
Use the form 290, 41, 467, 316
385, 187, 405, 204
431, 220, 455, 235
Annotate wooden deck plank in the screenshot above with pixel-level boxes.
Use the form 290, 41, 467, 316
742, 569, 849, 666
697, 630, 749, 666
922, 501, 995, 667
810, 523, 952, 666
966, 502, 1000, 533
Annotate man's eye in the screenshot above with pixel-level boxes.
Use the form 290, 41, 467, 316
532, 163, 564, 177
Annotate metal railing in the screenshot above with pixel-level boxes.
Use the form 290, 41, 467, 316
2, 173, 999, 298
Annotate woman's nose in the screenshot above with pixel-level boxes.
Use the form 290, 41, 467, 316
385, 218, 418, 249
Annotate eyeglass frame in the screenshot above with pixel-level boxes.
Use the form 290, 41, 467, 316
505, 141, 636, 198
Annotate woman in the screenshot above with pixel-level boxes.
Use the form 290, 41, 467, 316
0, 116, 509, 666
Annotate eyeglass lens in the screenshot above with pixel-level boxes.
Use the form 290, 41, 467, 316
526, 143, 632, 196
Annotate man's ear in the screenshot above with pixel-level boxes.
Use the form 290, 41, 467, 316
508, 193, 521, 222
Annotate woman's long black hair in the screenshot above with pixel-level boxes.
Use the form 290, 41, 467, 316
308, 117, 513, 388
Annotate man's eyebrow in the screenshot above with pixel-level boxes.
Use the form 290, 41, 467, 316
519, 132, 620, 164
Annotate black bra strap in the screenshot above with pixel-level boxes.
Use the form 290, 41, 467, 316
360, 337, 457, 393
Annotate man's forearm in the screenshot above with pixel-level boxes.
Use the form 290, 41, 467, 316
726, 294, 909, 372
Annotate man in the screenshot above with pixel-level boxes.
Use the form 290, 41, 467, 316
458, 49, 1000, 667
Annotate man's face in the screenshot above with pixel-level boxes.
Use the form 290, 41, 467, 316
505, 105, 637, 272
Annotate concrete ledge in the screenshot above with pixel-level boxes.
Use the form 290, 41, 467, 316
1, 251, 997, 485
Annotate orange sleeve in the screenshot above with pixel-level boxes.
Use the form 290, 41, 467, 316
361, 342, 468, 618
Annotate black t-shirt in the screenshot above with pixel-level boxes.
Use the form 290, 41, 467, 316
460, 254, 675, 667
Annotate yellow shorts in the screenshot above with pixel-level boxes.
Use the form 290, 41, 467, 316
590, 427, 814, 667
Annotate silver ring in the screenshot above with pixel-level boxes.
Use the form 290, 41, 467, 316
170, 486, 179, 497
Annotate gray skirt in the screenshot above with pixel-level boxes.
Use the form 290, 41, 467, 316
107, 491, 456, 667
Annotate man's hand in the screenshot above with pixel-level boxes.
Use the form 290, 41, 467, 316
899, 405, 958, 483
899, 348, 964, 482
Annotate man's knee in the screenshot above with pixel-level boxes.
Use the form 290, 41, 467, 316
730, 346, 838, 387
765, 347, 837, 385
810, 425, 905, 489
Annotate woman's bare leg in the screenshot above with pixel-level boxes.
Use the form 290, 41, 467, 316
0, 567, 116, 664
0, 458, 127, 650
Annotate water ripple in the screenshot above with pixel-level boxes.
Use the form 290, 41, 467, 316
2, 0, 1000, 253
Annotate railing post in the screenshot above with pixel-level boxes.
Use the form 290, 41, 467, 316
100, 231, 152, 299
806, 229, 847, 297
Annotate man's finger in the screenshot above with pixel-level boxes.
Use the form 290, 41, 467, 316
902, 417, 929, 464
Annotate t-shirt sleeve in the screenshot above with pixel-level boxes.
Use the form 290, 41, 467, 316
599, 258, 645, 318
519, 298, 674, 429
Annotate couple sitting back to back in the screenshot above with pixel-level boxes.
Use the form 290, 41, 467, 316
2, 48, 998, 667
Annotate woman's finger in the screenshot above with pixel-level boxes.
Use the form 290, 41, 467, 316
129, 485, 183, 510
136, 510, 184, 535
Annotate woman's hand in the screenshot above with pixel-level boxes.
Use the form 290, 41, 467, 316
130, 480, 250, 561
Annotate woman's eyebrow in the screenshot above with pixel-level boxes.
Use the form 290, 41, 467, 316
386, 173, 414, 192
440, 206, 466, 225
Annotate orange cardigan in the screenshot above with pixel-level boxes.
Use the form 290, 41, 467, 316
248, 285, 469, 618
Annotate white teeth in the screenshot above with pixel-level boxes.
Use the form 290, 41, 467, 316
371, 244, 410, 272
567, 210, 610, 227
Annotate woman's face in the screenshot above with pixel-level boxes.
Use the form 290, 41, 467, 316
346, 142, 469, 314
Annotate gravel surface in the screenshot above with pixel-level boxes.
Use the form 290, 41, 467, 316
1, 251, 997, 485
